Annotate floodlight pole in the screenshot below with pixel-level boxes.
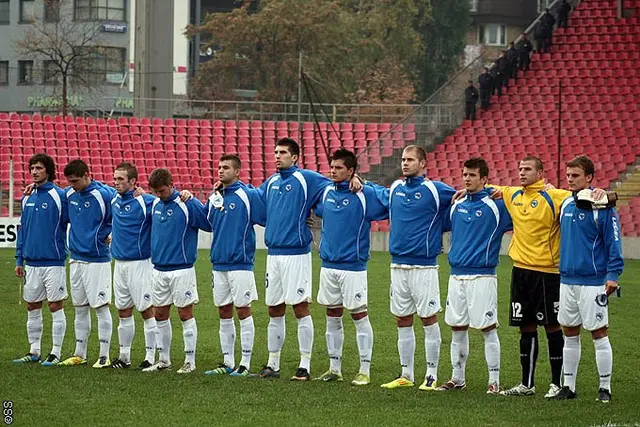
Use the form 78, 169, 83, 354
297, 50, 303, 141
557, 79, 563, 187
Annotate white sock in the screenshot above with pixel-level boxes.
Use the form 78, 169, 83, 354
483, 328, 501, 385
73, 306, 91, 359
182, 318, 197, 365
267, 316, 285, 371
297, 315, 314, 371
51, 308, 66, 358
326, 316, 344, 373
451, 329, 469, 383
219, 318, 236, 368
424, 323, 442, 380
156, 319, 172, 363
95, 305, 113, 359
117, 316, 135, 363
398, 326, 415, 382
239, 316, 255, 370
26, 308, 43, 356
562, 335, 581, 392
353, 316, 373, 376
143, 317, 157, 364
594, 336, 613, 392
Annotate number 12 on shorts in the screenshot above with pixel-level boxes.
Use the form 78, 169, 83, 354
512, 302, 522, 318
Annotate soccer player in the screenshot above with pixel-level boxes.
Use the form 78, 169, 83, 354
551, 156, 622, 403
110, 162, 159, 370
202, 154, 266, 377
13, 154, 69, 367
313, 148, 388, 386
143, 168, 209, 374
256, 138, 334, 381
60, 159, 116, 368
438, 157, 512, 394
373, 145, 456, 390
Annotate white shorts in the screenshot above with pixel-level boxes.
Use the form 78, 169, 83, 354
390, 265, 441, 318
114, 259, 154, 312
318, 268, 368, 311
152, 267, 199, 308
69, 260, 112, 308
558, 284, 609, 331
212, 270, 258, 308
23, 266, 68, 303
265, 253, 312, 306
445, 275, 498, 330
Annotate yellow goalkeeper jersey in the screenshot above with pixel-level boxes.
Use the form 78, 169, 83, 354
492, 180, 571, 274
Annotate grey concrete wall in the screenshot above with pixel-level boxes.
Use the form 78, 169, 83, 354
0, 0, 130, 113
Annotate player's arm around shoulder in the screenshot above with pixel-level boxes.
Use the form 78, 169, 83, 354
246, 187, 267, 226
363, 185, 389, 220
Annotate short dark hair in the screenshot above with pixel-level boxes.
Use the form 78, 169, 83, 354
115, 162, 138, 181
403, 145, 426, 161
331, 148, 358, 172
566, 155, 595, 177
522, 155, 544, 171
64, 159, 89, 178
463, 157, 489, 178
219, 154, 241, 169
148, 168, 173, 189
275, 138, 300, 158
29, 153, 56, 181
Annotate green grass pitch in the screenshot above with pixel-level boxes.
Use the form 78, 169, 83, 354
1, 249, 639, 426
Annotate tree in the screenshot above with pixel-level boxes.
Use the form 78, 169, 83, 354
187, 0, 429, 105
12, 0, 119, 115
413, 0, 471, 100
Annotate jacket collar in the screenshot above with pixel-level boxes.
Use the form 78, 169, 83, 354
222, 180, 243, 194
119, 190, 135, 200
524, 179, 546, 193
466, 188, 491, 201
404, 175, 426, 187
278, 165, 298, 179
334, 181, 350, 191
35, 181, 54, 192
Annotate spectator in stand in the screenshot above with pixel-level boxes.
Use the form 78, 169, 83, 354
478, 67, 493, 111
490, 64, 503, 97
465, 80, 479, 121
541, 8, 557, 29
537, 21, 553, 54
516, 33, 533, 71
507, 42, 519, 81
557, 0, 571, 29
497, 51, 511, 93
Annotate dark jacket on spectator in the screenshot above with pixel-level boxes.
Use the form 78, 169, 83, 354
465, 87, 479, 103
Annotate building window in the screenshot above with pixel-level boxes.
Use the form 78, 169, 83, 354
43, 60, 59, 84
75, 0, 126, 21
479, 24, 507, 46
537, 0, 552, 13
44, 0, 61, 22
20, 0, 36, 22
469, 0, 478, 12
0, 0, 10, 24
18, 60, 34, 84
0, 61, 8, 85
77, 47, 126, 84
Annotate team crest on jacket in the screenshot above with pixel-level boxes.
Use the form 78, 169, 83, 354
531, 200, 538, 208
41, 202, 48, 209
342, 199, 350, 206
167, 209, 173, 216
229, 203, 236, 210
125, 204, 131, 212
578, 212, 585, 220
285, 184, 292, 192
475, 210, 483, 217
414, 192, 422, 200
84, 201, 91, 208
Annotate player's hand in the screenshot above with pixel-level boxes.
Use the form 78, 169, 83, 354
213, 181, 223, 192
179, 190, 193, 201
15, 266, 24, 277
452, 189, 466, 203
604, 280, 619, 296
592, 188, 606, 201
490, 188, 504, 200
133, 186, 146, 197
305, 216, 315, 228
104, 235, 112, 245
349, 175, 363, 193
24, 183, 35, 196
543, 182, 556, 191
